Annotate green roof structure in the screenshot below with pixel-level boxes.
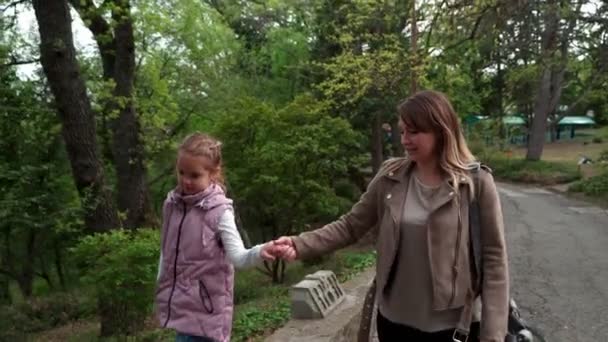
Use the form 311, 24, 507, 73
557, 116, 596, 125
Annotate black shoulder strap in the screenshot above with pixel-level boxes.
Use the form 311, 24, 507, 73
469, 168, 483, 294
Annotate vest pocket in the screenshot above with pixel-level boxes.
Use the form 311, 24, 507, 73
198, 279, 214, 314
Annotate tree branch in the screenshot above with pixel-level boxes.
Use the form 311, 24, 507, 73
0, 57, 40, 69
147, 165, 174, 187
443, 5, 494, 51
69, 0, 112, 39
68, 0, 116, 79
424, 0, 447, 51
1, 0, 28, 13
0, 268, 17, 281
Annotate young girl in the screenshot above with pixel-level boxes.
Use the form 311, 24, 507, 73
155, 132, 279, 342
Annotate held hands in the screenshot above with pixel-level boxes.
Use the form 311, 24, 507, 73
259, 236, 297, 262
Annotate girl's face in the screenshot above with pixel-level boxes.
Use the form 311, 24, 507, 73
399, 119, 438, 164
176, 152, 214, 195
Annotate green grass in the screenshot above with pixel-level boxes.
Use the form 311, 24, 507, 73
568, 168, 608, 202
482, 154, 581, 185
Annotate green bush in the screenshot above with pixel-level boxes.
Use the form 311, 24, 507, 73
592, 137, 604, 144
475, 148, 581, 185
232, 299, 291, 342
0, 292, 95, 340
569, 171, 608, 198
598, 149, 608, 162
70, 228, 160, 336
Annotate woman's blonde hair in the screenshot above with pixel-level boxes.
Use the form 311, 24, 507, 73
178, 132, 225, 189
397, 90, 477, 197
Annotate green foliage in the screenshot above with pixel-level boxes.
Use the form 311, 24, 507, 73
334, 250, 376, 282
0, 292, 96, 340
477, 152, 581, 185
232, 299, 291, 342
569, 171, 608, 199
598, 149, 608, 163
70, 228, 161, 335
0, 67, 82, 300
231, 249, 375, 341
213, 94, 365, 241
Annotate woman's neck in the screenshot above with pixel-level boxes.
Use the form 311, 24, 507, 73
414, 159, 442, 186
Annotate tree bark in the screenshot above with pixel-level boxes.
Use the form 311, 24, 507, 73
390, 119, 404, 157
0, 276, 10, 305
32, 0, 119, 232
526, 0, 559, 161
526, 0, 579, 160
110, 0, 151, 228
70, 0, 152, 229
410, 0, 418, 94
54, 239, 66, 290
371, 113, 384, 174
16, 230, 36, 297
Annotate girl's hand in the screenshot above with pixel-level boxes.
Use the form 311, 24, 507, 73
260, 242, 278, 261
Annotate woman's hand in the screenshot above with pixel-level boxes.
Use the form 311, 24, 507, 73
273, 236, 298, 261
259, 238, 297, 261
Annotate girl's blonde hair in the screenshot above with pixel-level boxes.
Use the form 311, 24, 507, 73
178, 132, 225, 189
397, 90, 477, 198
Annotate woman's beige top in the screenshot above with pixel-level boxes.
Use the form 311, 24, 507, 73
378, 174, 480, 332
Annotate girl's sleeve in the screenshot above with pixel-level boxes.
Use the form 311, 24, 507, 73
218, 209, 264, 269
157, 252, 162, 280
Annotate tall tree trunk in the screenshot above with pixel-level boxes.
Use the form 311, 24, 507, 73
371, 113, 384, 174
526, 0, 559, 161
32, 0, 119, 232
390, 119, 404, 157
54, 239, 66, 290
0, 276, 10, 305
110, 0, 151, 229
410, 0, 418, 94
0, 248, 11, 305
17, 230, 36, 298
526, 0, 579, 160
70, 0, 152, 229
38, 254, 55, 291
527, 68, 552, 160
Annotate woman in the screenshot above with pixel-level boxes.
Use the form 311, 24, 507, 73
274, 90, 509, 342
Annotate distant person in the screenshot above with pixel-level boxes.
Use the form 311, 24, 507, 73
273, 90, 509, 342
155, 133, 282, 342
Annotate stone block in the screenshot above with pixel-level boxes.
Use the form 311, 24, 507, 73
290, 270, 345, 319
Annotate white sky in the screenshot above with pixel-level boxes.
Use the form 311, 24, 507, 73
15, 5, 96, 79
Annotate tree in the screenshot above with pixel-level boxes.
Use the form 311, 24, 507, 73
68, 0, 152, 227
315, 1, 411, 173
32, 0, 120, 233
527, 0, 584, 160
213, 95, 365, 283
0, 66, 82, 299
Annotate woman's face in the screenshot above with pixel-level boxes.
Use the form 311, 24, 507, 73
399, 119, 438, 164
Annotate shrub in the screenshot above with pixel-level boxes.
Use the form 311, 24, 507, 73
0, 292, 95, 340
598, 149, 608, 163
569, 172, 608, 197
482, 156, 580, 185
70, 228, 160, 336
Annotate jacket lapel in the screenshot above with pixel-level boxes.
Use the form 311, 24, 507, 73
383, 161, 412, 225
383, 163, 469, 223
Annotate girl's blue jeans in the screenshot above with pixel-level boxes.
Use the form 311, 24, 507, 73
175, 333, 216, 342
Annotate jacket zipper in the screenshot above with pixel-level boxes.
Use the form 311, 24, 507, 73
448, 208, 463, 307
163, 203, 188, 328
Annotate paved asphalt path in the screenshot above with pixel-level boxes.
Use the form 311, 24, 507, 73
498, 182, 608, 342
